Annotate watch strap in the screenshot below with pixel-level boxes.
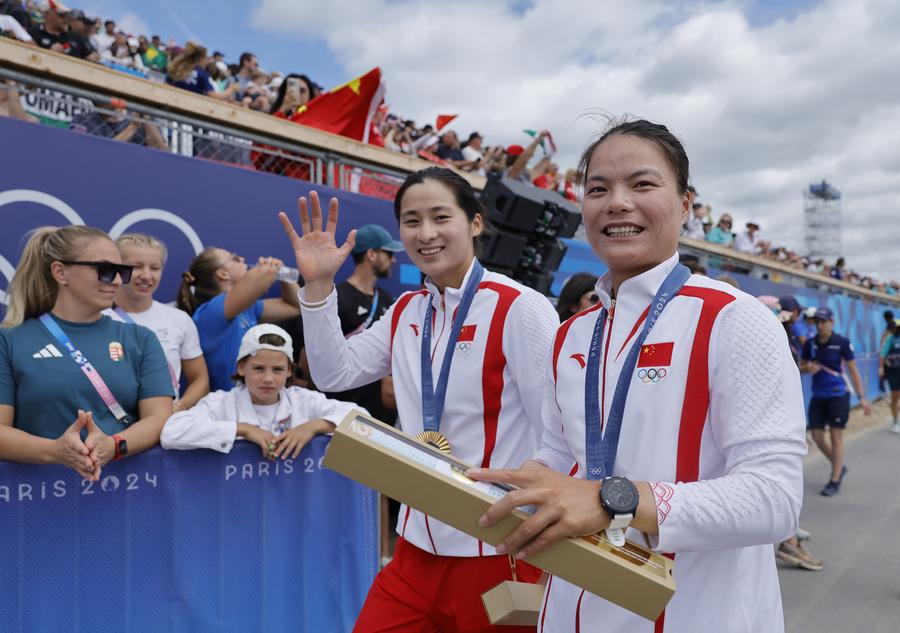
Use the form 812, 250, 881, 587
112, 434, 124, 461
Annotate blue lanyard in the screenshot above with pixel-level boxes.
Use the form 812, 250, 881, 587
39, 313, 131, 425
421, 260, 484, 433
584, 264, 691, 480
362, 289, 380, 330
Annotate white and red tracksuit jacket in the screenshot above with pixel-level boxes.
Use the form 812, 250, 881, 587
534, 253, 807, 633
301, 259, 560, 557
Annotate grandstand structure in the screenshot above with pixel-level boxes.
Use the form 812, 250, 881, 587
0, 37, 896, 307
803, 180, 842, 264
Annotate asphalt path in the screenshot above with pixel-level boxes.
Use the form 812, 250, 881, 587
780, 419, 900, 632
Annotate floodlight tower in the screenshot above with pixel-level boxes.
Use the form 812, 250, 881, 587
803, 180, 842, 263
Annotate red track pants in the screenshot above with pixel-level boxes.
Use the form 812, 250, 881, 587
353, 537, 543, 632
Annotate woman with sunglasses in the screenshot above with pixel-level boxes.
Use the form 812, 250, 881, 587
176, 247, 300, 393
106, 233, 209, 412
279, 167, 559, 632
470, 120, 807, 632
0, 226, 174, 481
554, 272, 599, 321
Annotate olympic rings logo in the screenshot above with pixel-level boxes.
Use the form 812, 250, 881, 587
456, 342, 472, 353
638, 367, 667, 383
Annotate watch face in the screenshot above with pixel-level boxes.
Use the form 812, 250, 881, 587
602, 477, 638, 514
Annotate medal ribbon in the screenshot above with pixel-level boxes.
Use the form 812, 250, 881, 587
584, 264, 691, 480
39, 313, 132, 425
421, 259, 484, 433
113, 307, 180, 396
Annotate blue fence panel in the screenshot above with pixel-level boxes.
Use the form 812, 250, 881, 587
0, 437, 378, 633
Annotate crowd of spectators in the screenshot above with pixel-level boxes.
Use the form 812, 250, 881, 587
683, 196, 899, 295
1, 1, 895, 292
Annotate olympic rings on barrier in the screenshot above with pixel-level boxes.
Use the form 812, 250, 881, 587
638, 367, 667, 383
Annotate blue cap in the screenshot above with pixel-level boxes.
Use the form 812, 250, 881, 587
779, 295, 802, 312
352, 224, 403, 254
814, 307, 834, 321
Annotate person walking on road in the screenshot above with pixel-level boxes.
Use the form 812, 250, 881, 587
800, 307, 872, 496
879, 318, 900, 433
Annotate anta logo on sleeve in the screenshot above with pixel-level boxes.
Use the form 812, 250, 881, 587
570, 353, 586, 369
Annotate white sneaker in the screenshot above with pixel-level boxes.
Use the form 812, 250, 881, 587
891, 421, 900, 434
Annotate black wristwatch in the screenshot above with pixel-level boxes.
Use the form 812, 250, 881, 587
113, 434, 128, 461
599, 476, 639, 547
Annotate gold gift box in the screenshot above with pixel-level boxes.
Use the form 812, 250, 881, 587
323, 411, 675, 621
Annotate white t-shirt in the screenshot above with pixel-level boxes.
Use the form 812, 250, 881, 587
733, 229, 760, 254
105, 300, 203, 380
461, 145, 486, 177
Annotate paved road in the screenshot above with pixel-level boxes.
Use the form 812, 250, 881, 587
780, 420, 900, 632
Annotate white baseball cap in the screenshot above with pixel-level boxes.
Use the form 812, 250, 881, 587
237, 324, 293, 363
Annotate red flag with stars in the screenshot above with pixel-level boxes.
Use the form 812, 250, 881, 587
289, 67, 385, 142
458, 324, 477, 342
637, 342, 674, 367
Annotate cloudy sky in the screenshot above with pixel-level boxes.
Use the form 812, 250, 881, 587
84, 0, 898, 282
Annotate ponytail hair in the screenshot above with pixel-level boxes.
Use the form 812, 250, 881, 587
176, 246, 224, 315
2, 225, 111, 329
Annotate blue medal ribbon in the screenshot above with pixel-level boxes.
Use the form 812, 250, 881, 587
421, 260, 484, 433
584, 264, 692, 480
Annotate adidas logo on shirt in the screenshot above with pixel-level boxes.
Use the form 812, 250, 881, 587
32, 344, 63, 359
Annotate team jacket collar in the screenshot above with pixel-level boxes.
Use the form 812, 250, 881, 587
594, 252, 681, 314
234, 383, 293, 427
423, 257, 480, 310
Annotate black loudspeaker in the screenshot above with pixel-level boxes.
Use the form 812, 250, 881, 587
480, 176, 582, 238
478, 231, 528, 270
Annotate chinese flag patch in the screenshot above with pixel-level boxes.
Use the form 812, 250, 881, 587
458, 324, 477, 342
637, 342, 674, 367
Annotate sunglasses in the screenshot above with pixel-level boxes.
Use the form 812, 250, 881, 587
58, 260, 134, 284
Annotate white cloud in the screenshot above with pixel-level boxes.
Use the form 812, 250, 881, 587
251, 0, 900, 282
116, 12, 151, 38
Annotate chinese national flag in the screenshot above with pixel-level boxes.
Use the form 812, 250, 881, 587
458, 324, 477, 342
289, 67, 385, 143
637, 342, 674, 367
436, 114, 457, 131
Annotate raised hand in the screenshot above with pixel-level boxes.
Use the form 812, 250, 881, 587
278, 191, 356, 302
54, 410, 97, 481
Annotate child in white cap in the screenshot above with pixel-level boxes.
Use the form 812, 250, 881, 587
161, 324, 362, 459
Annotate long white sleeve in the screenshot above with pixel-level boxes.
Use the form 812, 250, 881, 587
655, 298, 807, 552
299, 287, 393, 392
287, 387, 367, 426
160, 390, 238, 453
503, 291, 560, 443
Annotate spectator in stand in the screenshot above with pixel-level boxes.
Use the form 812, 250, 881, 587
733, 221, 765, 254
64, 10, 98, 61
683, 202, 708, 239
384, 119, 414, 155
830, 256, 846, 281
161, 324, 360, 460
0, 80, 38, 122
228, 51, 258, 97
434, 130, 470, 168
70, 105, 167, 149
0, 0, 33, 33
800, 307, 871, 497
102, 32, 144, 70
460, 131, 486, 175
562, 168, 580, 202
28, 0, 74, 53
705, 213, 734, 245
0, 226, 173, 480
0, 5, 34, 43
879, 318, 900, 434
554, 273, 598, 321
270, 73, 314, 119
532, 162, 561, 191
106, 234, 209, 413
94, 18, 115, 53
176, 247, 301, 393
167, 42, 239, 100
241, 69, 273, 111
140, 34, 167, 72
505, 129, 550, 183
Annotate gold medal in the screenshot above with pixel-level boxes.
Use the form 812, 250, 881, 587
416, 430, 452, 454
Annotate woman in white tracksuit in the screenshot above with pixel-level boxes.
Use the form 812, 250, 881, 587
161, 323, 361, 458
